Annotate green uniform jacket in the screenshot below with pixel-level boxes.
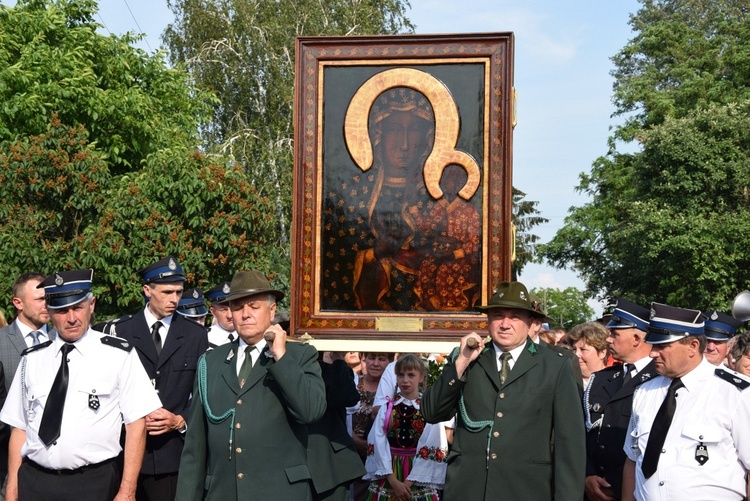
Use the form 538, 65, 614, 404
422, 338, 585, 501
176, 341, 327, 501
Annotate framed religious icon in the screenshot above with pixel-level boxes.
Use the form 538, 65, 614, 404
291, 33, 514, 348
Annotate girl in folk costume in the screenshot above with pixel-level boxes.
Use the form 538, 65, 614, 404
364, 354, 448, 501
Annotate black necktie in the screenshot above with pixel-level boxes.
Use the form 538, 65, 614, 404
151, 321, 163, 357
228, 333, 235, 342
38, 344, 74, 446
641, 378, 684, 478
622, 363, 634, 385
499, 352, 512, 385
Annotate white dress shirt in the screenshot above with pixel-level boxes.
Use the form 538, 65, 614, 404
0, 329, 162, 469
624, 357, 750, 501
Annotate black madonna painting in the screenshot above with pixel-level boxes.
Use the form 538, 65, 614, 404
293, 34, 514, 338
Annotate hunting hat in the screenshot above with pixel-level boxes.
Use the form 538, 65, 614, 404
176, 287, 208, 318
475, 281, 545, 318
703, 310, 743, 342
38, 269, 94, 309
205, 281, 231, 304
137, 256, 186, 285
529, 294, 554, 324
645, 302, 704, 344
226, 270, 284, 303
607, 298, 650, 332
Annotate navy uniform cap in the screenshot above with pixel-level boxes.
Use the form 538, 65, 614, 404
703, 310, 743, 341
645, 302, 704, 344
38, 269, 94, 309
606, 298, 650, 332
176, 287, 208, 318
137, 256, 186, 285
205, 281, 231, 304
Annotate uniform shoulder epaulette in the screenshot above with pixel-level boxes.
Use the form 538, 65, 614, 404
715, 368, 750, 390
95, 314, 134, 335
100, 335, 133, 352
21, 340, 53, 356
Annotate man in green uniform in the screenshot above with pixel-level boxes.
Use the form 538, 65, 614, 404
176, 270, 326, 500
423, 281, 585, 500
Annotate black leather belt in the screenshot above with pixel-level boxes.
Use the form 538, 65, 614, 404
24, 456, 116, 476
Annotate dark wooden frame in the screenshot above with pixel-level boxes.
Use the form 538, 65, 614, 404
291, 33, 514, 342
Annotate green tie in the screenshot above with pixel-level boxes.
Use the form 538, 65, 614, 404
499, 352, 512, 385
238, 345, 255, 388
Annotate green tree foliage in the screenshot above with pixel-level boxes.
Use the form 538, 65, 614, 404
511, 187, 548, 280
0, 0, 214, 174
531, 287, 595, 329
0, 1, 285, 317
541, 0, 750, 309
0, 116, 284, 316
163, 0, 415, 248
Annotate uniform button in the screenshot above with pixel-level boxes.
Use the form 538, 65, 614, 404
156, 370, 161, 376
237, 473, 244, 479
235, 423, 241, 429
659, 481, 664, 486
699, 435, 704, 440
237, 399, 243, 405
605, 424, 611, 428
490, 453, 497, 459
156, 389, 160, 394
599, 445, 605, 450
496, 412, 503, 418
499, 393, 505, 399
661, 449, 666, 453
91, 389, 96, 394
236, 448, 242, 454
492, 431, 499, 438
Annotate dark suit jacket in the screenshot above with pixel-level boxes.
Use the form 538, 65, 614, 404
423, 338, 585, 501
109, 309, 208, 475
540, 338, 584, 398
308, 360, 366, 500
176, 341, 327, 501
0, 322, 54, 477
584, 360, 657, 499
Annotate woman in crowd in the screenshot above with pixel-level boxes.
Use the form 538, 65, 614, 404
730, 332, 750, 377
567, 321, 610, 389
352, 352, 395, 500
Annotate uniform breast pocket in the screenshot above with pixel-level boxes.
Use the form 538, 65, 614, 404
77, 379, 117, 414
681, 422, 724, 469
173, 356, 198, 372
681, 423, 723, 445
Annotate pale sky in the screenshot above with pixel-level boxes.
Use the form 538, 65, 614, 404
5, 0, 645, 314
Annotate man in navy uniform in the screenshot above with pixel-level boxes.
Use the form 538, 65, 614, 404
702, 310, 743, 370
108, 257, 208, 501
204, 281, 235, 347
175, 288, 208, 326
0, 269, 161, 500
584, 298, 656, 501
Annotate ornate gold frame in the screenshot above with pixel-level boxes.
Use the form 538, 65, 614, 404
292, 33, 514, 345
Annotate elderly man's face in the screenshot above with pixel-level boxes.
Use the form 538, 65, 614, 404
230, 294, 276, 345
704, 338, 729, 366
487, 308, 533, 352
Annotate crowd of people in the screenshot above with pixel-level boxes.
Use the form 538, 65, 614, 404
0, 265, 749, 500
